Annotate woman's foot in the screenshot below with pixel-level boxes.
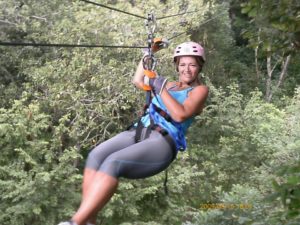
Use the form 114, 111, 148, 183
57, 221, 78, 225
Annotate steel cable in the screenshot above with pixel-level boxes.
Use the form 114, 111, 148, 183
79, 0, 147, 20
0, 41, 147, 49
168, 11, 228, 41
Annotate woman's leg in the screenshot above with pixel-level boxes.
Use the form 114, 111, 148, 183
99, 130, 176, 179
75, 130, 137, 225
81, 168, 97, 224
72, 171, 118, 225
67, 130, 175, 225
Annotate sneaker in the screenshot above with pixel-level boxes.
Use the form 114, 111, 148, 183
57, 221, 77, 225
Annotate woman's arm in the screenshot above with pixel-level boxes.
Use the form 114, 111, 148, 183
132, 58, 208, 122
160, 85, 209, 122
132, 59, 145, 90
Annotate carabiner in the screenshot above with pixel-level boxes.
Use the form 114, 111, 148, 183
142, 54, 157, 71
145, 12, 156, 36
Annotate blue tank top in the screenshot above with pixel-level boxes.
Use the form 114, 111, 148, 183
140, 87, 195, 151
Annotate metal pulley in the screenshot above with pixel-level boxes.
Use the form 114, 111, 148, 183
143, 12, 157, 71
142, 12, 169, 93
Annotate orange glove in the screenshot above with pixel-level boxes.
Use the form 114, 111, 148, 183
151, 38, 169, 53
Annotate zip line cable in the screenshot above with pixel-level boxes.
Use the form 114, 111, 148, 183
156, 10, 199, 20
0, 41, 147, 49
79, 0, 147, 20
168, 11, 228, 41
168, 31, 186, 41
0, 11, 227, 48
0, 2, 228, 49
79, 0, 199, 21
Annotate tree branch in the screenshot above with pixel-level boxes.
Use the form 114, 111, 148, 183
30, 16, 47, 22
255, 28, 262, 83
265, 47, 272, 101
267, 54, 291, 102
276, 54, 291, 88
0, 19, 17, 26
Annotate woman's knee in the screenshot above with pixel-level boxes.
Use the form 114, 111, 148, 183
98, 155, 121, 178
85, 145, 106, 170
98, 151, 173, 179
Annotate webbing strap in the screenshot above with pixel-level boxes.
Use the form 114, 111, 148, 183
134, 120, 152, 143
146, 91, 152, 106
152, 104, 173, 123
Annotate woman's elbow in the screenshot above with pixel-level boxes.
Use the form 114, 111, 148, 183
131, 78, 137, 86
172, 110, 199, 123
132, 78, 144, 89
172, 114, 187, 123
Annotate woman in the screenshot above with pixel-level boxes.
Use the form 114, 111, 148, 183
58, 41, 209, 225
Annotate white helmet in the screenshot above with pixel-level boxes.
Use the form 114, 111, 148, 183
173, 41, 205, 62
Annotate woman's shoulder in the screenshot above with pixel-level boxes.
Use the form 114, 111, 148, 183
193, 84, 209, 92
166, 81, 178, 89
188, 85, 209, 114
166, 81, 209, 94
189, 84, 209, 98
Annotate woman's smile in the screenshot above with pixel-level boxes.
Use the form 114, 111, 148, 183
178, 56, 201, 84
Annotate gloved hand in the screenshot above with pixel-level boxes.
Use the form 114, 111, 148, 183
142, 38, 169, 55
151, 38, 169, 53
149, 76, 168, 95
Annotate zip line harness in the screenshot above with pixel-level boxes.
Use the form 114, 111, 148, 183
134, 13, 187, 153
131, 13, 173, 195
133, 13, 171, 143
136, 13, 188, 153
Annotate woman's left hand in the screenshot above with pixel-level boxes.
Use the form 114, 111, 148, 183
149, 76, 168, 95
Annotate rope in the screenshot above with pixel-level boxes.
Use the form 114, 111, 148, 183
1, 3, 228, 49
168, 31, 187, 41
164, 169, 169, 195
157, 10, 199, 20
79, 0, 147, 20
80, 0, 201, 22
0, 11, 228, 48
0, 41, 147, 49
168, 11, 228, 41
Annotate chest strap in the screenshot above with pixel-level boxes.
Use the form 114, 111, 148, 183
134, 104, 171, 143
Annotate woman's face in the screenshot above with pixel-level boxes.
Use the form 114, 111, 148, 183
177, 56, 201, 85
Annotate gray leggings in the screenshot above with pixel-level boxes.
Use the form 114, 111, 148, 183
85, 129, 176, 179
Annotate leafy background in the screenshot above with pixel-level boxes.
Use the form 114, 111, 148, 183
0, 0, 299, 224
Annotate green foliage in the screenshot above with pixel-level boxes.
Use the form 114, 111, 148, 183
1, 1, 217, 224
0, 0, 300, 225
184, 85, 300, 225
241, 0, 300, 53
270, 162, 300, 222
226, 0, 300, 102
0, 99, 82, 225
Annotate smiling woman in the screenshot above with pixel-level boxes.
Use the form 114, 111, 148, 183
160, 42, 208, 120
177, 56, 202, 85
57, 41, 209, 225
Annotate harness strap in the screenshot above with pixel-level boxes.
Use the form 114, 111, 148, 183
151, 124, 168, 136
164, 169, 169, 195
134, 110, 169, 143
134, 102, 150, 142
152, 104, 173, 123
133, 102, 174, 142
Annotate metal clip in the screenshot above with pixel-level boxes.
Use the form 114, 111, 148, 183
145, 12, 156, 36
144, 12, 157, 71
142, 54, 157, 71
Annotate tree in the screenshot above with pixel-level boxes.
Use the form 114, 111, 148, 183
0, 0, 216, 224
1, 0, 299, 224
240, 0, 300, 101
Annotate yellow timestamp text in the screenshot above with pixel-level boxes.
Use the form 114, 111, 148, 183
199, 203, 253, 210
